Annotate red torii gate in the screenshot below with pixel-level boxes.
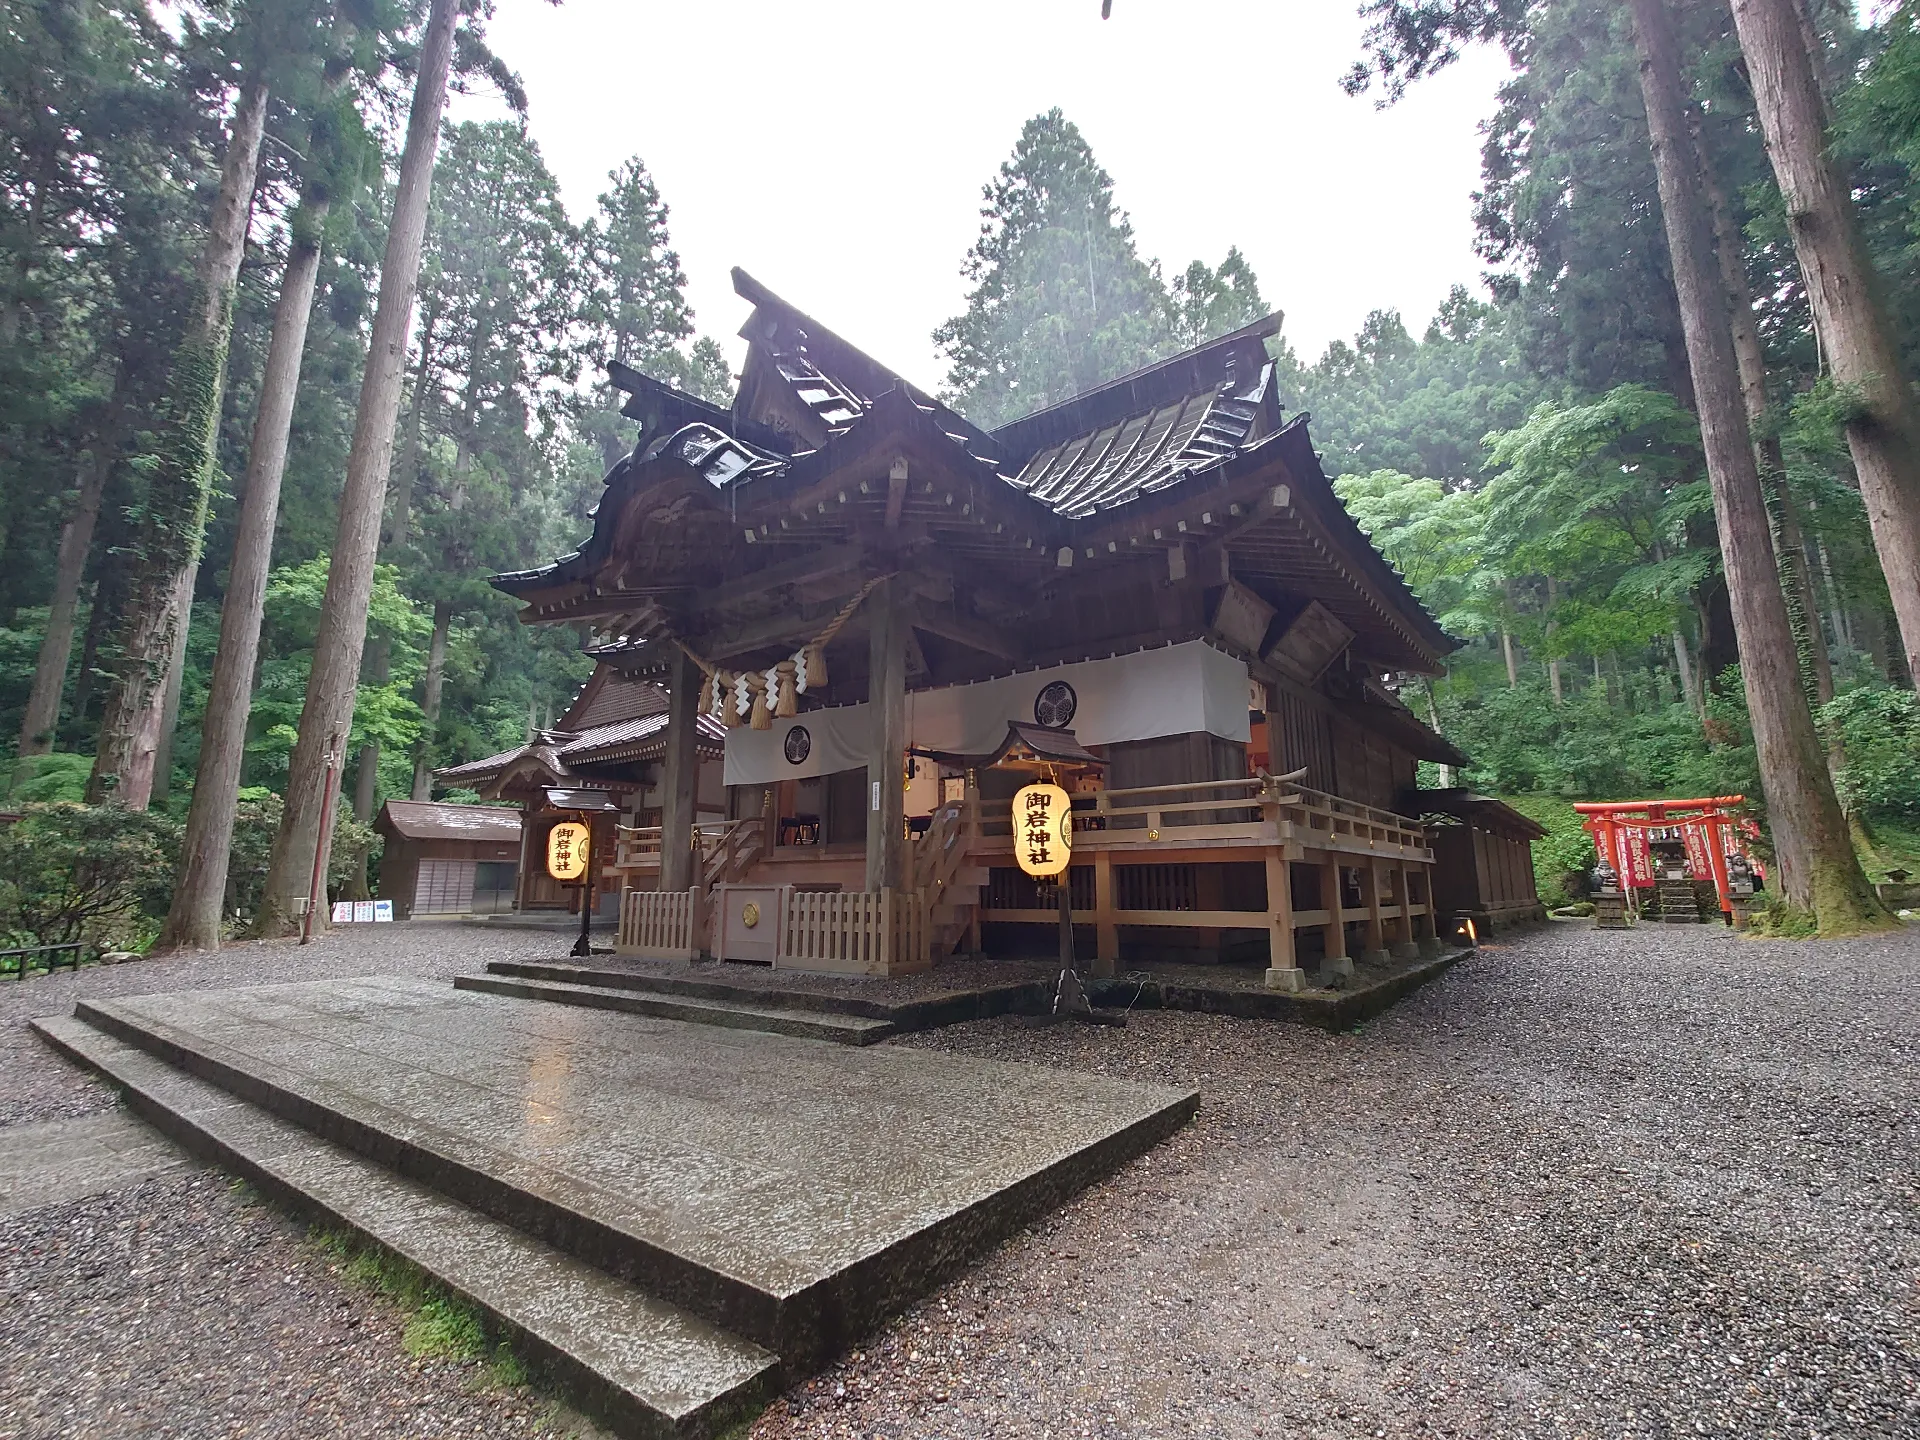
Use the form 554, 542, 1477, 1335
1573, 797, 1753, 917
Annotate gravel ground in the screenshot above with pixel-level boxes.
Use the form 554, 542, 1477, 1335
755, 920, 1919, 1440
3, 919, 1916, 1439
1, 1169, 604, 1439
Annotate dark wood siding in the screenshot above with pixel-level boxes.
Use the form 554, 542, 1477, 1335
1267, 687, 1336, 791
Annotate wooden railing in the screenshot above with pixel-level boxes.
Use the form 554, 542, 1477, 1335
618, 887, 700, 960
910, 799, 970, 899
973, 775, 1427, 858
615, 818, 766, 885
783, 888, 928, 976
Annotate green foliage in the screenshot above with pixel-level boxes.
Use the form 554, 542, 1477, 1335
1819, 687, 1920, 815
4, 751, 94, 803
936, 110, 1275, 427
0, 802, 179, 950
248, 556, 428, 785
404, 1296, 488, 1361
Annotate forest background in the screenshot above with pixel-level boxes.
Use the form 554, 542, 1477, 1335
3, 0, 1919, 950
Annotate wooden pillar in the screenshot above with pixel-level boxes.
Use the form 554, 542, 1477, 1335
660, 647, 700, 893
1319, 855, 1347, 963
1263, 848, 1302, 990
865, 576, 906, 893
1363, 860, 1388, 962
513, 801, 534, 911
1389, 864, 1418, 957
1093, 846, 1118, 977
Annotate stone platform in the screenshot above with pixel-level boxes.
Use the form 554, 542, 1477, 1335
36, 976, 1195, 1438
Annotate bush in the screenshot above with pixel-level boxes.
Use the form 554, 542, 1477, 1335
1820, 687, 1920, 816
2, 752, 94, 804
0, 803, 181, 951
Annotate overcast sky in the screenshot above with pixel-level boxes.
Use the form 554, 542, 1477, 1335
448, 0, 1511, 395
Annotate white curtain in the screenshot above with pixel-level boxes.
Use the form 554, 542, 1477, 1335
723, 640, 1249, 786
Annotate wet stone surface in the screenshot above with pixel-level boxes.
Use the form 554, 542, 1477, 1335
80, 975, 1196, 1315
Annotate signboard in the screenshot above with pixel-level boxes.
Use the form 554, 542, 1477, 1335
1013, 783, 1073, 878
547, 821, 590, 881
373, 900, 394, 923
331, 900, 353, 924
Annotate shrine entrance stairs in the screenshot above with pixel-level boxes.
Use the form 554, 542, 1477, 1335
33, 977, 1193, 1440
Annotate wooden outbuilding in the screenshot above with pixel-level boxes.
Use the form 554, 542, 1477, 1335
435, 667, 726, 916
374, 800, 524, 920
486, 269, 1488, 984
1412, 790, 1548, 936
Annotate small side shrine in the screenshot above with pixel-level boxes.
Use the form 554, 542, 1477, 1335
486, 269, 1475, 987
1575, 797, 1760, 926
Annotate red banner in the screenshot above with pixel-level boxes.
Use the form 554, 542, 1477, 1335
1621, 829, 1656, 888
1682, 821, 1714, 879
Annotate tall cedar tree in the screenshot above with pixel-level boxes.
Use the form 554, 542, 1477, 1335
6, 0, 193, 761
1624, 0, 1883, 928
88, 0, 343, 807
255, 0, 459, 935
84, 68, 269, 807
161, 10, 392, 950
400, 119, 577, 799
935, 110, 1174, 427
1729, 0, 1920, 684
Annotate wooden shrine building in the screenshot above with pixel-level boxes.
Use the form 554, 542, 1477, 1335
488, 269, 1471, 987
436, 666, 726, 916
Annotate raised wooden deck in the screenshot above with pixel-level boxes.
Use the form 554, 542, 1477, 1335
609, 776, 1440, 989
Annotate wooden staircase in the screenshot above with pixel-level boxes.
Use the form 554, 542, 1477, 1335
912, 799, 984, 958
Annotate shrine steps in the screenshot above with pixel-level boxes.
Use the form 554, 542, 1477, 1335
453, 972, 899, 1045
34, 978, 1194, 1440
479, 959, 1052, 1032
30, 1013, 780, 1440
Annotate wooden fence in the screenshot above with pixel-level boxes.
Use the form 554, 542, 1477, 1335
782, 888, 928, 976
617, 887, 700, 960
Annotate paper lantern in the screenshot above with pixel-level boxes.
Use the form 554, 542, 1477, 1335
1012, 783, 1073, 878
546, 821, 589, 881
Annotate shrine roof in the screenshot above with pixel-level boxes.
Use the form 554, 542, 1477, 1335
375, 800, 522, 842
1410, 789, 1549, 840
489, 272, 1453, 674
436, 666, 724, 790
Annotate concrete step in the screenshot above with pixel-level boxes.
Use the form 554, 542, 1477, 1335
62, 979, 1190, 1374
453, 974, 897, 1045
483, 960, 1049, 1031
30, 1014, 779, 1440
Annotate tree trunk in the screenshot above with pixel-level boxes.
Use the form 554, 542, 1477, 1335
88, 76, 270, 808
160, 202, 328, 951
1501, 630, 1518, 688
1425, 683, 1451, 786
409, 600, 451, 800
17, 391, 126, 759
1731, 0, 1920, 684
149, 558, 198, 806
1694, 109, 1835, 705
353, 316, 437, 822
1671, 624, 1700, 717
1545, 577, 1563, 703
256, 0, 458, 936
1629, 0, 1882, 930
